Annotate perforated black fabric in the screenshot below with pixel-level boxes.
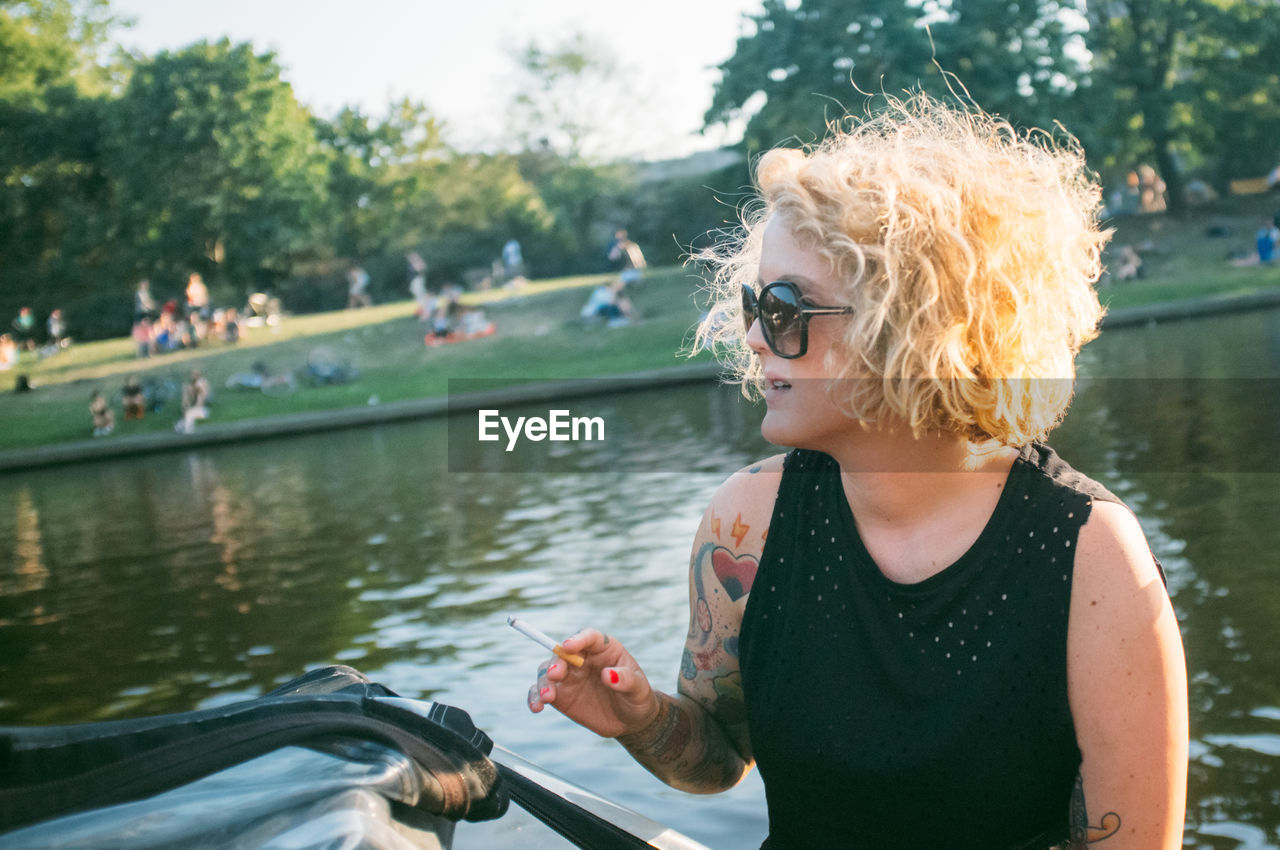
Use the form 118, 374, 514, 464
740, 445, 1121, 849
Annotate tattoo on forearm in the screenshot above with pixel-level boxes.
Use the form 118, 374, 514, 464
1067, 774, 1122, 847
617, 695, 745, 791
620, 698, 692, 760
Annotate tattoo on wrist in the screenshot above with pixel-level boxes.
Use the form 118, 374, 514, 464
617, 697, 673, 750
616, 696, 742, 790
1067, 774, 1122, 847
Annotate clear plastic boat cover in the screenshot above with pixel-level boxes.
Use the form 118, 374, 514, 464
0, 739, 456, 850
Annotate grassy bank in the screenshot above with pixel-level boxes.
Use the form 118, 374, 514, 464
1096, 194, 1280, 309
2, 195, 1278, 456
0, 268, 717, 453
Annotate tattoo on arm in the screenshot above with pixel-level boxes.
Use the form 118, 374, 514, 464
615, 694, 745, 791
614, 539, 758, 792
1067, 774, 1122, 847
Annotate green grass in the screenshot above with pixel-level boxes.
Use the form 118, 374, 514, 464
2, 195, 1278, 456
0, 267, 717, 452
1098, 194, 1280, 310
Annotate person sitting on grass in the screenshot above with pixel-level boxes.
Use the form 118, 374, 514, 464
122, 376, 146, 421
579, 279, 633, 327
1113, 244, 1144, 281
176, 369, 211, 434
90, 391, 115, 438
427, 285, 463, 339
0, 334, 18, 370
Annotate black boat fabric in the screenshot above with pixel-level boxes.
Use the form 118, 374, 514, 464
739, 446, 1129, 849
496, 763, 659, 850
0, 665, 507, 832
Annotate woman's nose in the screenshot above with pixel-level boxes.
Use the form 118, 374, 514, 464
744, 312, 769, 357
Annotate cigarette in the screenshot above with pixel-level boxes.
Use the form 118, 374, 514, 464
507, 616, 585, 667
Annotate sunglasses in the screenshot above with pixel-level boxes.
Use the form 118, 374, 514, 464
741, 281, 856, 359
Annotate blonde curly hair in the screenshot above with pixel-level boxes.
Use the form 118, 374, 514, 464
695, 93, 1110, 446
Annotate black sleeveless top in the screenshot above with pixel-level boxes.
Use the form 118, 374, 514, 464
739, 445, 1121, 849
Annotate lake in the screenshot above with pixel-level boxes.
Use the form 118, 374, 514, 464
2, 308, 1278, 848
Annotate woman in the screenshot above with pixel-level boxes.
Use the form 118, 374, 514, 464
527, 95, 1187, 849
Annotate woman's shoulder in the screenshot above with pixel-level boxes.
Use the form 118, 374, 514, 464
1073, 500, 1164, 598
709, 453, 788, 506
691, 454, 788, 560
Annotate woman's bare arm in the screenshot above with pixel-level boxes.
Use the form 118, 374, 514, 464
1066, 500, 1189, 848
614, 457, 781, 792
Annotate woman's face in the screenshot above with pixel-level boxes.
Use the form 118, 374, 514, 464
748, 216, 859, 450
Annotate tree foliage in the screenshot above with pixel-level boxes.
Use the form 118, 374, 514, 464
1078, 0, 1280, 210
103, 40, 330, 291
0, 0, 125, 331
706, 0, 1280, 215
705, 0, 1089, 150
0, 0, 121, 105
315, 100, 449, 262
507, 32, 628, 163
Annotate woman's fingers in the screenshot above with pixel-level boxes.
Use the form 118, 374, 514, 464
526, 627, 644, 729
543, 658, 569, 683
560, 628, 610, 656
529, 678, 559, 709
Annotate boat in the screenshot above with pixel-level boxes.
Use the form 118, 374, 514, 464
0, 665, 711, 850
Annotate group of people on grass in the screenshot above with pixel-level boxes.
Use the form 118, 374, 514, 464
132, 275, 243, 359
88, 368, 210, 439
2, 306, 70, 369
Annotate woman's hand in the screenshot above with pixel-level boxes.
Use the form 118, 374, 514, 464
526, 628, 659, 739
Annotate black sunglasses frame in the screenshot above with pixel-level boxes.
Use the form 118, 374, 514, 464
741, 281, 856, 359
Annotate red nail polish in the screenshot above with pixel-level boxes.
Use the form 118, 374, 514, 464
608, 670, 620, 685
540, 686, 552, 699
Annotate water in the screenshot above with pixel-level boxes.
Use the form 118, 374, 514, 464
2, 308, 1279, 848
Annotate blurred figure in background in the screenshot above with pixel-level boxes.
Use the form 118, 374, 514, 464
10, 306, 36, 351
131, 317, 154, 359
347, 264, 373, 309
185, 272, 210, 323
607, 229, 647, 285
0, 333, 19, 369
90, 390, 115, 437
407, 252, 433, 319
176, 369, 211, 434
122, 375, 146, 421
45, 308, 68, 349
134, 280, 157, 321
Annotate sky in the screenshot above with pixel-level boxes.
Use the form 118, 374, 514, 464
107, 0, 765, 161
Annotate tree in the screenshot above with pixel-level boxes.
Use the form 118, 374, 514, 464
505, 32, 661, 164
0, 0, 128, 334
704, 0, 1090, 151
500, 34, 649, 274
0, 0, 122, 106
103, 40, 330, 293
413, 151, 555, 282
1078, 0, 1280, 212
315, 99, 449, 261
310, 99, 557, 298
